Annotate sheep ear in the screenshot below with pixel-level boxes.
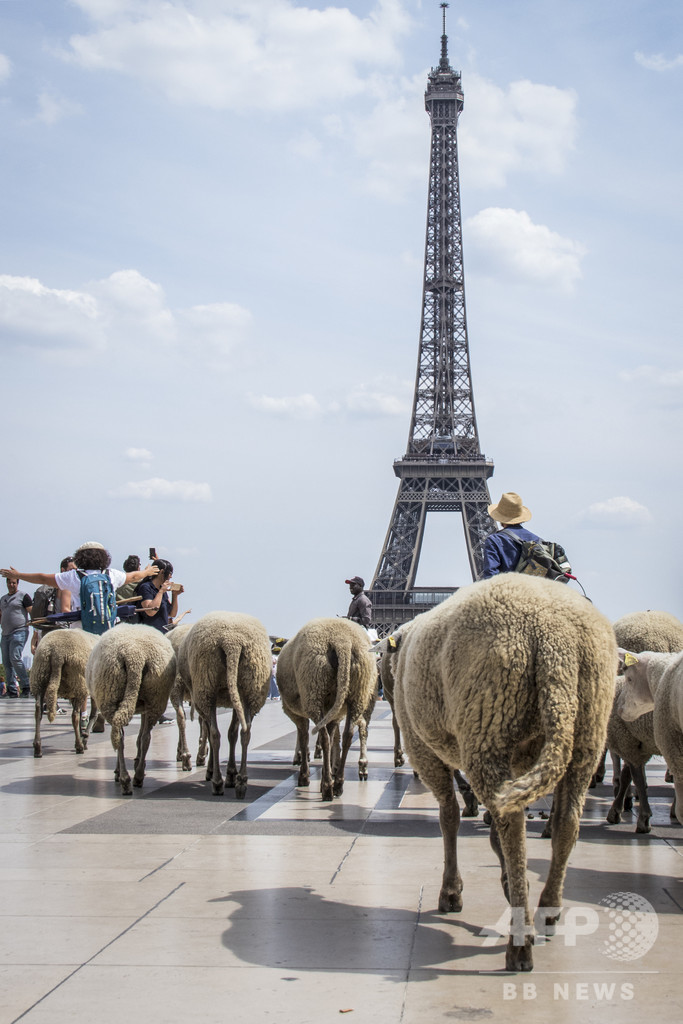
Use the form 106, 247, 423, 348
617, 648, 638, 671
624, 651, 639, 667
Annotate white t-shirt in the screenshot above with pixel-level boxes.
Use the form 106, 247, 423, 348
55, 568, 127, 597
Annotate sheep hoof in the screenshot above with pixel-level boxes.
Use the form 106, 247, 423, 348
394, 752, 405, 767
505, 938, 534, 973
205, 768, 213, 781
196, 756, 206, 767
541, 823, 552, 839
333, 780, 344, 797
92, 717, 105, 734
483, 810, 492, 826
606, 808, 621, 825
358, 765, 368, 781
235, 780, 247, 799
181, 755, 192, 771
297, 773, 310, 787
665, 769, 674, 783
321, 786, 334, 802
121, 782, 133, 795
462, 794, 479, 817
438, 889, 463, 913
133, 777, 144, 788
212, 781, 224, 796
624, 796, 634, 812
225, 773, 236, 789
33, 747, 42, 759
635, 820, 651, 834
293, 753, 302, 766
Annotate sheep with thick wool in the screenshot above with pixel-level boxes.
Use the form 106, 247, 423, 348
613, 610, 683, 654
391, 573, 617, 973
276, 617, 377, 801
602, 610, 683, 830
85, 624, 176, 795
618, 649, 683, 826
183, 612, 271, 798
29, 629, 99, 758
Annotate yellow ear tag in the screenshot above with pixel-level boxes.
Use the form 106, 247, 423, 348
624, 652, 639, 667
388, 636, 397, 650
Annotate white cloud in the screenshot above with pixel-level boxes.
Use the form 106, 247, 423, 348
460, 75, 578, 187
465, 207, 586, 291
0, 54, 11, 83
0, 269, 251, 362
108, 477, 213, 502
344, 386, 411, 417
35, 91, 83, 124
618, 365, 683, 408
635, 51, 683, 72
249, 393, 323, 419
579, 496, 653, 529
124, 447, 153, 462
64, 0, 411, 112
0, 274, 105, 352
335, 70, 577, 201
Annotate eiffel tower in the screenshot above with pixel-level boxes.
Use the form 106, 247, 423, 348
368, 5, 495, 637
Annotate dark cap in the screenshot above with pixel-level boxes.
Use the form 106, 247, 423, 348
345, 576, 365, 587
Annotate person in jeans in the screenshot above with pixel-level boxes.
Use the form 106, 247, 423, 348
0, 577, 33, 697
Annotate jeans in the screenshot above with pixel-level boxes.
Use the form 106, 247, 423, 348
1, 629, 30, 694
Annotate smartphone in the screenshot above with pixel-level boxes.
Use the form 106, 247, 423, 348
149, 547, 157, 560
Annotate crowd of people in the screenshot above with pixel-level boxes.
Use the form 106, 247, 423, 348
0, 543, 189, 699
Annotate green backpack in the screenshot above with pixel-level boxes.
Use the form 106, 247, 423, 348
502, 530, 572, 583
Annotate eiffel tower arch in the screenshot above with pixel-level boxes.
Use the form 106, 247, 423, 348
369, 6, 495, 637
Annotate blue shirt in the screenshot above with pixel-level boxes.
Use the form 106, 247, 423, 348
135, 580, 171, 632
481, 525, 541, 578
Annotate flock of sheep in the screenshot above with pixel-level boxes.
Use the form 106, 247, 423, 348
26, 575, 683, 973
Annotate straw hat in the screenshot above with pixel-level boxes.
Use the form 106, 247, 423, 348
487, 492, 531, 525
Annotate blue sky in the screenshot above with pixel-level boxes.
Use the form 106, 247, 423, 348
1, 0, 681, 636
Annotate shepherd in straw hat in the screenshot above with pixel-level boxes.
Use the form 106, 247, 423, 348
481, 492, 543, 578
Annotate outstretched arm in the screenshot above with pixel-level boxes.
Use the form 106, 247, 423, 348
0, 567, 57, 587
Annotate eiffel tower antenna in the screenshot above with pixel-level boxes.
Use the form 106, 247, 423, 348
368, 7, 496, 636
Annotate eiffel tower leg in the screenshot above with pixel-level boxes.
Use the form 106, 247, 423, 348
369, 481, 428, 637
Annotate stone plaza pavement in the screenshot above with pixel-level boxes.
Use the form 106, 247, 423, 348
1, 697, 682, 1024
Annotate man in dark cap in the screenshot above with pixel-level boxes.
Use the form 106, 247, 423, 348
345, 576, 372, 628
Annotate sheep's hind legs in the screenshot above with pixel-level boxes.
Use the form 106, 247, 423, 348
71, 700, 86, 755
490, 810, 534, 972
196, 716, 209, 767
454, 770, 478, 816
234, 710, 253, 799
116, 729, 133, 795
132, 713, 154, 788
173, 698, 192, 771
317, 724, 334, 801
208, 708, 224, 795
33, 697, 43, 758
225, 711, 239, 789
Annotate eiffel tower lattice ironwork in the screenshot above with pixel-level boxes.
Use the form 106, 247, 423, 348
369, 6, 495, 637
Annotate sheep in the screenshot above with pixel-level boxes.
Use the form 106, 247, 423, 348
29, 629, 99, 758
183, 612, 271, 798
167, 623, 196, 771
391, 573, 617, 973
379, 623, 479, 817
85, 624, 176, 795
613, 610, 683, 654
617, 649, 683, 826
604, 675, 667, 833
602, 610, 683, 827
275, 617, 377, 801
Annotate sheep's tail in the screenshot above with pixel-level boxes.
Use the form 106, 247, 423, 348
224, 645, 247, 733
312, 641, 352, 735
110, 653, 145, 750
43, 657, 63, 724
490, 646, 579, 816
